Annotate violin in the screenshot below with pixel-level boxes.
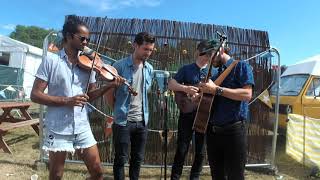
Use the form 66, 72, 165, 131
78, 46, 138, 96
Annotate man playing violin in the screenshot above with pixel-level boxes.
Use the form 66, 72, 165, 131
197, 42, 254, 180
31, 15, 123, 180
104, 32, 155, 180
168, 41, 215, 180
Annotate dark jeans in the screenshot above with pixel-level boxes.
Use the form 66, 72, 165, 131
112, 121, 148, 180
171, 112, 205, 180
206, 121, 247, 180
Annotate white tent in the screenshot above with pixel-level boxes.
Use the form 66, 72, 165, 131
0, 35, 43, 98
282, 55, 320, 77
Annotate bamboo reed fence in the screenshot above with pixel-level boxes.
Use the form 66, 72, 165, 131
67, 15, 274, 166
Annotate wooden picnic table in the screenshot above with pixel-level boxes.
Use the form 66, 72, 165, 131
0, 102, 39, 154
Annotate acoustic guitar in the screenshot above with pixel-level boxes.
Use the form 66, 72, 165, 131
174, 86, 199, 114
192, 60, 239, 133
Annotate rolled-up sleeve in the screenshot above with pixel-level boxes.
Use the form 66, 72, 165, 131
237, 62, 255, 87
35, 57, 51, 82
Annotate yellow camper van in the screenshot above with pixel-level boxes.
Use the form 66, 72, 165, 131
270, 55, 320, 130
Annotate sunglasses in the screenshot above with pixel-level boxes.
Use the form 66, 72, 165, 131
73, 34, 90, 43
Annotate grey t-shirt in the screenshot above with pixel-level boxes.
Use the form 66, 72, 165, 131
127, 63, 144, 122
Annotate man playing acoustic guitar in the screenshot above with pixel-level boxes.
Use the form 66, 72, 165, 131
168, 41, 216, 180
198, 42, 254, 180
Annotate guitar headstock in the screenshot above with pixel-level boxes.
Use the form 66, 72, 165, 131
199, 31, 228, 56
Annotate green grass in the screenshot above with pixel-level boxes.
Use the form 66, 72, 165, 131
0, 126, 312, 180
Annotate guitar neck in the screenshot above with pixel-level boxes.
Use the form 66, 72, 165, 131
205, 40, 225, 82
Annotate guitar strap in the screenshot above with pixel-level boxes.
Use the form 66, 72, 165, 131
214, 59, 239, 86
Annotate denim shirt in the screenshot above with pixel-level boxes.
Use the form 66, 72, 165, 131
35, 49, 95, 135
209, 58, 255, 126
113, 55, 153, 126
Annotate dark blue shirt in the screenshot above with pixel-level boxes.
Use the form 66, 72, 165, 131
210, 58, 254, 126
174, 63, 217, 85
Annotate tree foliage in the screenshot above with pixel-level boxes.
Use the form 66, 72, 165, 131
9, 25, 53, 48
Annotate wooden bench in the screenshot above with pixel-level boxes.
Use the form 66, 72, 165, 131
0, 119, 39, 154
0, 102, 40, 154
0, 118, 39, 133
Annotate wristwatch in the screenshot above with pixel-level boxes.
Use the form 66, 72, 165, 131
215, 87, 224, 96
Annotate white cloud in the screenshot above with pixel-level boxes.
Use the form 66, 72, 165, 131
69, 0, 162, 11
120, 0, 161, 7
140, 0, 161, 7
1, 24, 16, 31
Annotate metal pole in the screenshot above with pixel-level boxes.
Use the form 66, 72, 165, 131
270, 47, 281, 170
164, 91, 168, 180
244, 47, 281, 173
42, 157, 273, 169
39, 31, 58, 162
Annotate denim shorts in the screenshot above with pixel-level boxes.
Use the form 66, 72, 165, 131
42, 129, 97, 153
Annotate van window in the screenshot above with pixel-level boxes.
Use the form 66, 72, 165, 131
306, 78, 320, 96
270, 74, 309, 96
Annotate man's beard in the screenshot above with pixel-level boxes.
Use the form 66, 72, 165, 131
139, 55, 148, 62
212, 57, 223, 68
217, 60, 223, 67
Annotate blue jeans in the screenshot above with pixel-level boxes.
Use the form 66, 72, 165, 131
112, 121, 147, 180
171, 112, 205, 180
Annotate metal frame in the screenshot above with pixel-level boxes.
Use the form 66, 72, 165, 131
39, 31, 57, 163
243, 47, 281, 172
39, 32, 281, 174
270, 48, 281, 171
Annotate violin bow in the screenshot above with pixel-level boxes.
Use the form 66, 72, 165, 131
82, 16, 108, 111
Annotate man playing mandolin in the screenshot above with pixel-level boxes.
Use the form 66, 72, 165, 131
198, 40, 254, 180
168, 41, 216, 180
31, 15, 124, 180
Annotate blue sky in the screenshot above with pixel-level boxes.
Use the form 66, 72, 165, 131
1, 0, 320, 66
